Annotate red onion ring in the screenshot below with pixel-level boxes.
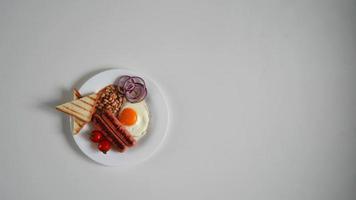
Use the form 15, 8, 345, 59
114, 75, 148, 103
114, 75, 131, 94
130, 76, 145, 86
123, 78, 136, 92
125, 83, 147, 103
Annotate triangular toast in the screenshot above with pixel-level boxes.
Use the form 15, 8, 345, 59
72, 89, 87, 134
56, 93, 98, 123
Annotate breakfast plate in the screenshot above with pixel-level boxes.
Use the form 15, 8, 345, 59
58, 69, 169, 166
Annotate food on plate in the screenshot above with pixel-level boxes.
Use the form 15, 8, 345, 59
92, 117, 127, 153
118, 108, 137, 126
56, 74, 149, 155
90, 130, 104, 143
98, 139, 111, 154
72, 89, 86, 134
96, 85, 124, 115
56, 93, 98, 122
93, 111, 136, 151
119, 100, 149, 140
73, 88, 81, 98
114, 76, 147, 103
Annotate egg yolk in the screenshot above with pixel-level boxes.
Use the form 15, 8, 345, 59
118, 108, 137, 126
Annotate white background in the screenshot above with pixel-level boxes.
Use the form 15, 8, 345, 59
0, 1, 355, 200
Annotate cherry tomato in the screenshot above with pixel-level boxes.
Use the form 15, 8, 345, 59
90, 130, 103, 143
98, 139, 111, 154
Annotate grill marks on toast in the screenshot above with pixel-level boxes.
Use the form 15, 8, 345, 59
72, 89, 86, 134
56, 93, 98, 123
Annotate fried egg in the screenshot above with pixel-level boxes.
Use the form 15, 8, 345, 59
118, 100, 149, 140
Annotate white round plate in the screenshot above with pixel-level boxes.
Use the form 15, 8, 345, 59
71, 69, 169, 166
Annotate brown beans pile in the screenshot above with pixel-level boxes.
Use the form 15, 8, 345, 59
95, 85, 124, 115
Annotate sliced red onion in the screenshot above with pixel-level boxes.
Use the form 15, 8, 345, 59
114, 75, 130, 94
114, 75, 148, 102
125, 83, 147, 103
130, 76, 145, 86
123, 78, 136, 92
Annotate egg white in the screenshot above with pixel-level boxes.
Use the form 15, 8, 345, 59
119, 100, 149, 140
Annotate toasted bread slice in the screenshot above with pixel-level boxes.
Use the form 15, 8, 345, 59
56, 93, 98, 123
72, 89, 87, 134
73, 88, 81, 99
